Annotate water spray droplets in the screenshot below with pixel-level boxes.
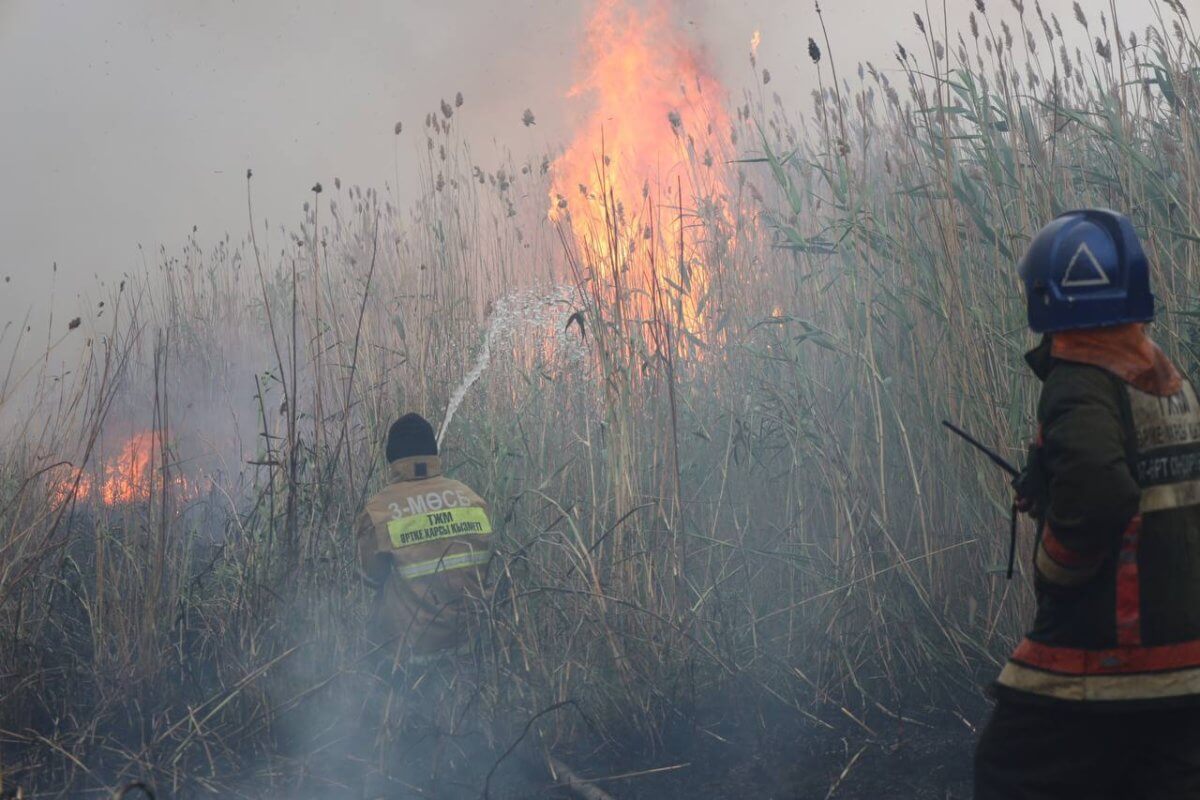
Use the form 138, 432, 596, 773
438, 284, 579, 446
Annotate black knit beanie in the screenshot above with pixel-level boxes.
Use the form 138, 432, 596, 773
386, 413, 437, 462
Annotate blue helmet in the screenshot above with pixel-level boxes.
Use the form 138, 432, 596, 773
1018, 208, 1154, 333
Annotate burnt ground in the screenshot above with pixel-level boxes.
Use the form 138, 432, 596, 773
145, 689, 986, 799
525, 705, 980, 800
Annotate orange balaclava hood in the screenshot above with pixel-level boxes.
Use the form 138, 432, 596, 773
1052, 323, 1182, 397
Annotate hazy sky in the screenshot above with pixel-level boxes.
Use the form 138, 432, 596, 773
0, 0, 1159, 354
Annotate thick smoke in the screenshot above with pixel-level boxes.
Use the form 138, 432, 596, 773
1, 0, 1153, 353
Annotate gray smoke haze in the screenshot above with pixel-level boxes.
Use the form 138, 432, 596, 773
0, 0, 1157, 366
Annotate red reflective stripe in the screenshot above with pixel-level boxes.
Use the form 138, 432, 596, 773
1040, 523, 1101, 569
1035, 425, 1044, 447
1011, 637, 1200, 675
1115, 515, 1143, 646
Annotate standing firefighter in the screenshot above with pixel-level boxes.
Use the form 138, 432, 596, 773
975, 209, 1200, 798
357, 412, 492, 662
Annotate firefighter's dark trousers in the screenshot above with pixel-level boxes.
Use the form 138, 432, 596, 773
975, 698, 1200, 799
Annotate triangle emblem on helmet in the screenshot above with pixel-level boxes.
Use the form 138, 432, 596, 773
1061, 242, 1111, 288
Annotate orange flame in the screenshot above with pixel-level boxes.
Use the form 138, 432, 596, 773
52, 430, 196, 507
550, 0, 735, 335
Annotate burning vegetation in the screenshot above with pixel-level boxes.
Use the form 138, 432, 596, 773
1, 0, 1199, 797
550, 0, 735, 340
51, 430, 199, 507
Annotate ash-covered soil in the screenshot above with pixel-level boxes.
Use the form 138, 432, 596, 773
522, 703, 980, 799
212, 691, 983, 799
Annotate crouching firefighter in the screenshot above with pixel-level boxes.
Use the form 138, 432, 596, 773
357, 412, 492, 660
975, 209, 1200, 799
354, 413, 493, 795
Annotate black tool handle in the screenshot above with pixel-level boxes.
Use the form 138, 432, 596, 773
941, 420, 1020, 479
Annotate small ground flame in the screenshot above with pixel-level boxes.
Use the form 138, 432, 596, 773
52, 430, 195, 507
550, 0, 735, 335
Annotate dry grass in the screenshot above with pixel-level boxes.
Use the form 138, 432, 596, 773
2, 1, 1199, 796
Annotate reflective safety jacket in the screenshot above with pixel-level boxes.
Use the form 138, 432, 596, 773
997, 325, 1200, 706
356, 455, 492, 658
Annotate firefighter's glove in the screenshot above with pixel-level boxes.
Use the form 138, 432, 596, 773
363, 552, 394, 588
1012, 444, 1048, 519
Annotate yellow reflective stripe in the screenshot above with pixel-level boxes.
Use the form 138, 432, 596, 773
387, 506, 492, 549
1034, 543, 1098, 587
999, 660, 1200, 702
1141, 478, 1200, 513
397, 548, 491, 580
